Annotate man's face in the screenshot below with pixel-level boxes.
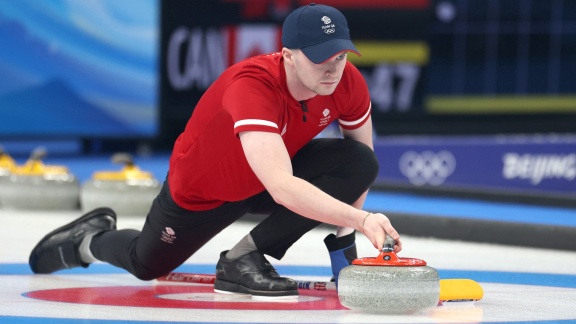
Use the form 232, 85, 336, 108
292, 50, 348, 96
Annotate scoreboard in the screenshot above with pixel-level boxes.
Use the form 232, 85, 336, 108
157, 0, 430, 145
419, 0, 576, 135
158, 0, 576, 147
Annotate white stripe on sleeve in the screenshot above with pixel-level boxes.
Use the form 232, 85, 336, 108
234, 119, 278, 129
339, 102, 372, 127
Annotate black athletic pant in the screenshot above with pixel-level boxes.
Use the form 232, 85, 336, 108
91, 138, 379, 280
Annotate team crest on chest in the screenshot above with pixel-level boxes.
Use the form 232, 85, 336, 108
319, 108, 331, 127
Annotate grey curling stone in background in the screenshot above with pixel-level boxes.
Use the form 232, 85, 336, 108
0, 146, 17, 207
80, 153, 161, 216
0, 147, 80, 210
0, 146, 14, 176
338, 237, 440, 314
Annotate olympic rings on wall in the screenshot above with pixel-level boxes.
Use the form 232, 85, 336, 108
399, 150, 456, 186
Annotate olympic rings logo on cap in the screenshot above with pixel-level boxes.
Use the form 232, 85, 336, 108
399, 150, 456, 186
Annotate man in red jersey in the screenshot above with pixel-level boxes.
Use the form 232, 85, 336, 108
29, 3, 401, 299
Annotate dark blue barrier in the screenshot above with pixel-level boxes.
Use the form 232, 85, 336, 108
374, 134, 576, 200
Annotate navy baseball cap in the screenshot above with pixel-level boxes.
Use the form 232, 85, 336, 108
282, 3, 360, 64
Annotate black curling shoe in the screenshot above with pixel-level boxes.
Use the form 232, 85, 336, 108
29, 207, 117, 274
214, 250, 298, 299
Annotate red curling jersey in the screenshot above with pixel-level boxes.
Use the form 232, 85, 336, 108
168, 52, 371, 210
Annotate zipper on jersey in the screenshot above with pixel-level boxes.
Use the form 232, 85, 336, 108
299, 101, 308, 122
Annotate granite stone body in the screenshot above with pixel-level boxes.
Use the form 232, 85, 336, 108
0, 172, 9, 207
338, 264, 440, 314
0, 174, 80, 210
80, 179, 161, 216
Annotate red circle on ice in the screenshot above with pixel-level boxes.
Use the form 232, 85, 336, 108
24, 285, 347, 310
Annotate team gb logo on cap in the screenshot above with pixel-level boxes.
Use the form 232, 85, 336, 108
321, 16, 335, 34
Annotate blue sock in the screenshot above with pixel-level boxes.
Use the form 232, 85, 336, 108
324, 231, 357, 287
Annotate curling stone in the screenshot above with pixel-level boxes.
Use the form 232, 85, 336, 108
0, 147, 80, 210
0, 146, 17, 206
338, 237, 440, 314
0, 146, 16, 176
80, 153, 161, 216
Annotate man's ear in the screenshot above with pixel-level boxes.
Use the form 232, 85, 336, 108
282, 48, 295, 65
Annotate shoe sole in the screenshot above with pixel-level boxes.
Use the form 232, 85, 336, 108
214, 279, 298, 298
29, 207, 117, 273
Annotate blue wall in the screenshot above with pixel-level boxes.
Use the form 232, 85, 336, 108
0, 0, 159, 138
